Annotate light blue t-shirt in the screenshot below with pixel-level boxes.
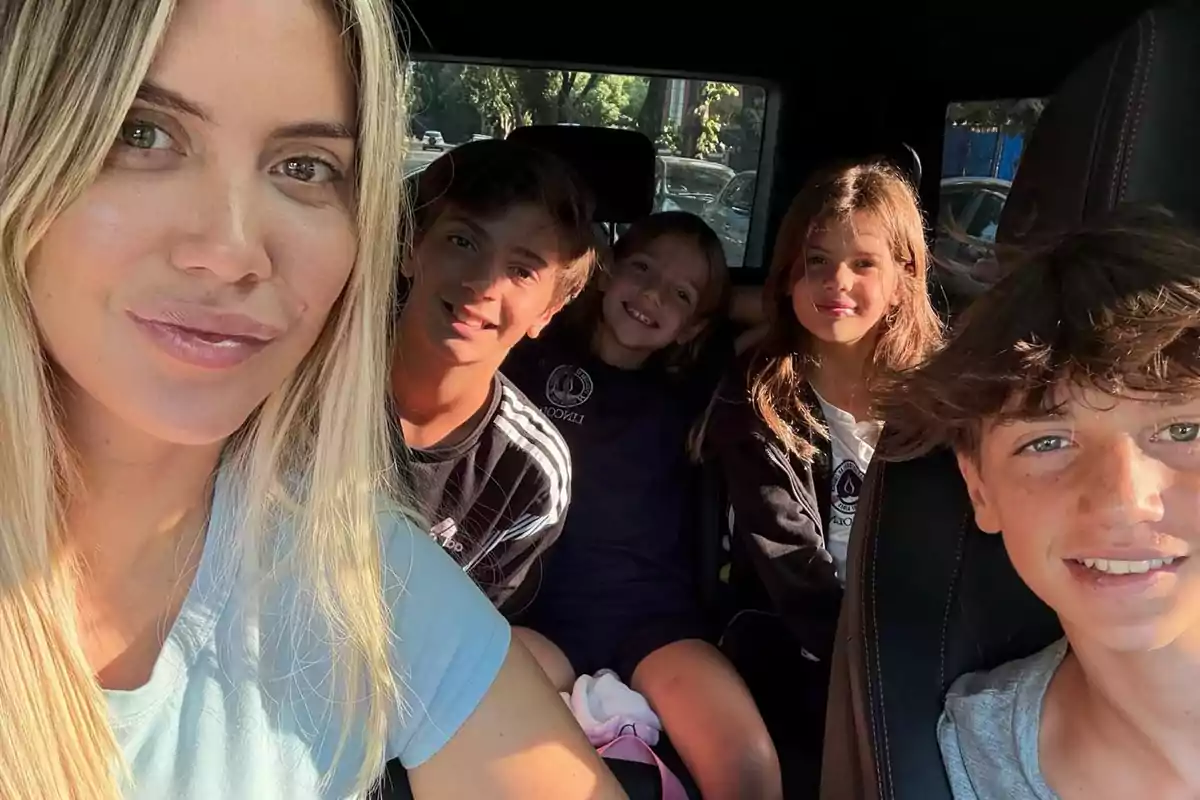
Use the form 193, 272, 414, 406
108, 467, 511, 798
938, 639, 1067, 799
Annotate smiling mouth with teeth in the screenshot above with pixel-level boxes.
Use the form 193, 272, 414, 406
1074, 556, 1184, 575
623, 302, 657, 328
443, 300, 496, 330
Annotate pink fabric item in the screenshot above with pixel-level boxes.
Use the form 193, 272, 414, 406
598, 735, 688, 800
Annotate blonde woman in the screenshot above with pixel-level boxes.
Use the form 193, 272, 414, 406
0, 1, 626, 798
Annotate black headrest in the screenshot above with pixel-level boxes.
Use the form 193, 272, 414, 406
506, 125, 656, 224
804, 139, 924, 189
1000, 4, 1200, 245
845, 7, 1200, 799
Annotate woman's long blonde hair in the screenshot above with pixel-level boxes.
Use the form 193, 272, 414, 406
0, 1, 408, 797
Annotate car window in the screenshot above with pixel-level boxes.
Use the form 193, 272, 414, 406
405, 60, 773, 268
937, 187, 974, 229
934, 97, 1045, 289
728, 175, 755, 213
716, 174, 743, 205
966, 190, 1006, 240
664, 161, 734, 199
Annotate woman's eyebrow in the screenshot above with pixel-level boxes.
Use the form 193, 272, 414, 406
135, 81, 355, 140
272, 121, 356, 141
136, 81, 210, 121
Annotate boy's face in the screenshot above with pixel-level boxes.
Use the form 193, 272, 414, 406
402, 203, 567, 367
958, 385, 1200, 652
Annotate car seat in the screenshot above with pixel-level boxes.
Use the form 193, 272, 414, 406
507, 124, 656, 246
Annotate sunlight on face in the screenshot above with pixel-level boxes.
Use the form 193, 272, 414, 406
600, 234, 711, 355
29, 0, 358, 446
790, 211, 900, 349
404, 203, 565, 367
961, 385, 1200, 651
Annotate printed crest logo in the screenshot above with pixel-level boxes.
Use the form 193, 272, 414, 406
545, 364, 594, 409
430, 517, 464, 554
831, 460, 864, 516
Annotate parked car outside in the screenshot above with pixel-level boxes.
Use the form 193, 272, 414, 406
700, 170, 755, 267
655, 156, 735, 216
932, 175, 1012, 294
422, 130, 446, 151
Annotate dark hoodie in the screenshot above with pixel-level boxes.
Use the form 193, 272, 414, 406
704, 349, 843, 663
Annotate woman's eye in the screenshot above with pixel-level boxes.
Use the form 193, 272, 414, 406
447, 234, 475, 250
118, 120, 174, 151
1018, 435, 1068, 455
511, 265, 535, 282
276, 156, 340, 184
1161, 422, 1200, 443
855, 258, 877, 270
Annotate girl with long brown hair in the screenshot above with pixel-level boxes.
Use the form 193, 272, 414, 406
702, 160, 941, 786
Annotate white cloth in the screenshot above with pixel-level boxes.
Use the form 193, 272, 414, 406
811, 386, 883, 581
561, 669, 663, 746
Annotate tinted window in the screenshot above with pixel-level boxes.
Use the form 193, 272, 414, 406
665, 161, 734, 199
967, 191, 1006, 240
728, 175, 755, 212
406, 60, 773, 266
934, 97, 1044, 289
938, 187, 974, 229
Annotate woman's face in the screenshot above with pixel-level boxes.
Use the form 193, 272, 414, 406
29, 0, 358, 446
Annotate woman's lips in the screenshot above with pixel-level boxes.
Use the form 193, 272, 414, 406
128, 308, 278, 369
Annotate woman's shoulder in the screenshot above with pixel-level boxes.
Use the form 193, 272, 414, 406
377, 505, 509, 655
377, 506, 512, 768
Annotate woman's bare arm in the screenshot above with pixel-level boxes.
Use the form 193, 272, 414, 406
409, 639, 628, 799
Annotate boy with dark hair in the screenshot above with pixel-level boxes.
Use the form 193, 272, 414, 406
392, 139, 599, 615
877, 206, 1200, 799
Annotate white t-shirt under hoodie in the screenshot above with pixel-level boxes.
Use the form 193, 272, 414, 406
811, 387, 883, 581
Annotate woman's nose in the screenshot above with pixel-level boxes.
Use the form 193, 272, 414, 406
169, 173, 271, 283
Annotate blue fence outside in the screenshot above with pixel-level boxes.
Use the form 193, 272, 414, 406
941, 126, 1025, 181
